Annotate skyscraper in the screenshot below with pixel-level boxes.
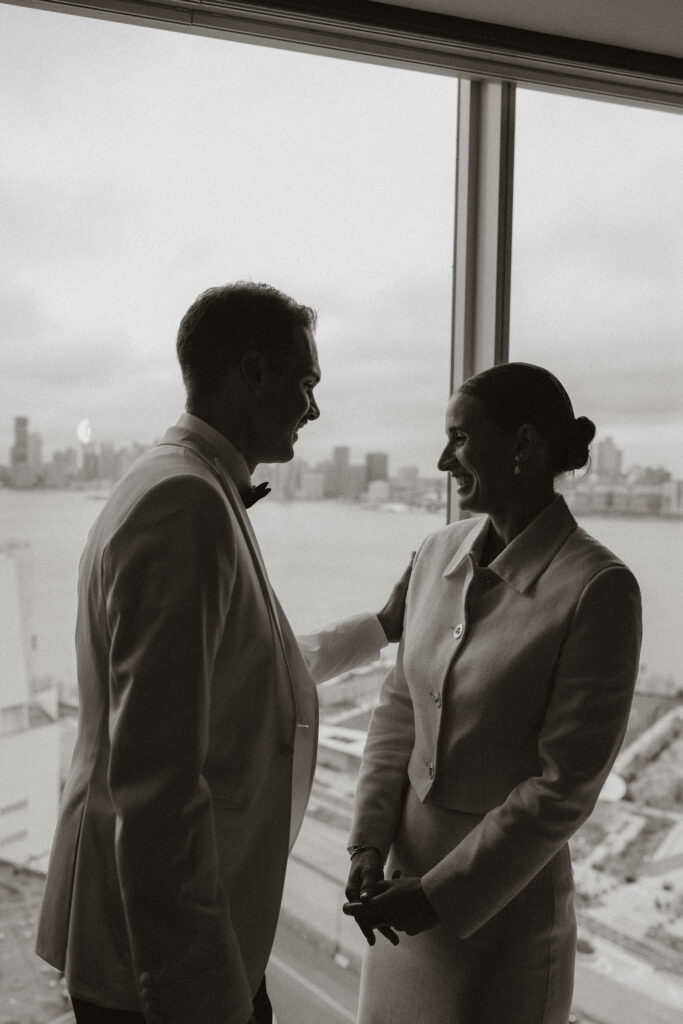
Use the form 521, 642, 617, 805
366, 451, 389, 483
10, 416, 29, 472
10, 417, 41, 487
595, 436, 623, 480
333, 446, 350, 475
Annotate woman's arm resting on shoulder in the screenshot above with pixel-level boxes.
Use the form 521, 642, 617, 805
422, 565, 642, 939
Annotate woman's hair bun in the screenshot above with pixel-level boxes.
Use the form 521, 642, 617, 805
561, 415, 596, 472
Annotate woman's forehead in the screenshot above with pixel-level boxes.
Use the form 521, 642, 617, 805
447, 390, 483, 425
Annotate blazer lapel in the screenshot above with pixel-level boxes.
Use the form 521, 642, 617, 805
157, 431, 304, 727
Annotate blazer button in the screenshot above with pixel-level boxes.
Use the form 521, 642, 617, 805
453, 623, 464, 640
427, 762, 435, 780
431, 691, 441, 707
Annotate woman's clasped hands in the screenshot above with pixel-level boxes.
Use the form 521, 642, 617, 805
344, 848, 440, 946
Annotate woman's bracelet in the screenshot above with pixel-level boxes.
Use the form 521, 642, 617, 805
348, 845, 383, 862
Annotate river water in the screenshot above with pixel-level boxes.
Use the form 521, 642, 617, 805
0, 489, 679, 691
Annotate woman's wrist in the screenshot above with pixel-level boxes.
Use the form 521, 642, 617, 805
348, 844, 383, 864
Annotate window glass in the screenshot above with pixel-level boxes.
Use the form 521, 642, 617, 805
0, 5, 457, 1018
511, 88, 683, 1018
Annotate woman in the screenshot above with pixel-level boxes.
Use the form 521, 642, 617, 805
345, 363, 642, 1024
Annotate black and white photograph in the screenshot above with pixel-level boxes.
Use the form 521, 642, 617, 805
1, 3, 682, 1023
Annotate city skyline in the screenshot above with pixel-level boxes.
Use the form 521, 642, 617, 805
1, 6, 683, 481
3, 415, 680, 517
2, 414, 677, 475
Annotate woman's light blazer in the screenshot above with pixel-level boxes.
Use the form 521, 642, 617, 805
349, 496, 642, 938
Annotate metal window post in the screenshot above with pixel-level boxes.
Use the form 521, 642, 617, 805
448, 79, 516, 519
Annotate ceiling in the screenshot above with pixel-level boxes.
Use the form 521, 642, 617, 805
369, 0, 683, 61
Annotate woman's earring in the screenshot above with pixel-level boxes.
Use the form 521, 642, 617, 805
514, 455, 522, 475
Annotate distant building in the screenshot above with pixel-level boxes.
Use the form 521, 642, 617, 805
10, 416, 29, 471
298, 469, 325, 500
341, 464, 367, 501
99, 442, 123, 483
366, 451, 389, 483
28, 432, 42, 472
563, 478, 666, 516
662, 480, 683, 516
628, 465, 671, 486
81, 441, 99, 481
392, 465, 421, 504
44, 447, 78, 488
10, 417, 42, 487
0, 549, 60, 872
318, 460, 337, 498
332, 446, 350, 495
595, 436, 623, 480
333, 446, 350, 472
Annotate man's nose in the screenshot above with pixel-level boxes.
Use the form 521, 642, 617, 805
307, 394, 320, 421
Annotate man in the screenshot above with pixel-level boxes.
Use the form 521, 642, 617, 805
36, 283, 409, 1024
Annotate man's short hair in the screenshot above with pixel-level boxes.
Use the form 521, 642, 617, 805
176, 281, 317, 401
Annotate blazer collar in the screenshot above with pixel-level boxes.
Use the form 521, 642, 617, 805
492, 495, 577, 593
442, 495, 577, 594
442, 517, 489, 579
162, 413, 253, 503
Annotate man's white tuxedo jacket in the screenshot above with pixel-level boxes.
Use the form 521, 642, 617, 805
36, 418, 386, 1024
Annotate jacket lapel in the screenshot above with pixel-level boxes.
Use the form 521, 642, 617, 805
157, 429, 305, 729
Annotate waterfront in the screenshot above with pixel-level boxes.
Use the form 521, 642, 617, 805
0, 489, 680, 689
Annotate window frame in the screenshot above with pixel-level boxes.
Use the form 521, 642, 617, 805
6, 0, 681, 519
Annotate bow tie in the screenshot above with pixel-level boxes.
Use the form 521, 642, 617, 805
243, 482, 271, 509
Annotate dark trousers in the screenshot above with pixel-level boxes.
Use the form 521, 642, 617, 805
70, 997, 145, 1024
253, 976, 273, 1024
71, 977, 272, 1024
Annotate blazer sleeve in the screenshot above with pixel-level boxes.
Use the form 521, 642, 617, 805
104, 475, 253, 1024
298, 613, 388, 684
347, 632, 416, 859
422, 564, 642, 938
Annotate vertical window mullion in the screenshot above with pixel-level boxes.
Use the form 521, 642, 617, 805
448, 78, 516, 521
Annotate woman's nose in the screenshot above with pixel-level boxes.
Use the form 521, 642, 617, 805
437, 446, 453, 472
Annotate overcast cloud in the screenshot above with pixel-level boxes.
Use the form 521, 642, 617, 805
1, 4, 682, 476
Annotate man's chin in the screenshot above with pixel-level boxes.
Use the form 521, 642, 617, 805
264, 443, 295, 465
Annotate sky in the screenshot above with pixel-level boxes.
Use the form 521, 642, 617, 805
1, 3, 682, 477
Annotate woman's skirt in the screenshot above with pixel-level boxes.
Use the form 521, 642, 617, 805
357, 785, 576, 1024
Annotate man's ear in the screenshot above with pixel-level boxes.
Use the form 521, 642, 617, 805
240, 349, 268, 395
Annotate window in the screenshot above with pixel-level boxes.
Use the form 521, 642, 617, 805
510, 87, 683, 1009
3, 3, 681, 1021
0, 4, 456, 1018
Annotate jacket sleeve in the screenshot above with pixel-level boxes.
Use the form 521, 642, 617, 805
104, 475, 253, 1024
422, 565, 642, 938
347, 632, 416, 859
298, 613, 387, 684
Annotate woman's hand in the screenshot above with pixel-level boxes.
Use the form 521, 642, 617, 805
345, 849, 399, 946
376, 553, 415, 643
350, 873, 440, 937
